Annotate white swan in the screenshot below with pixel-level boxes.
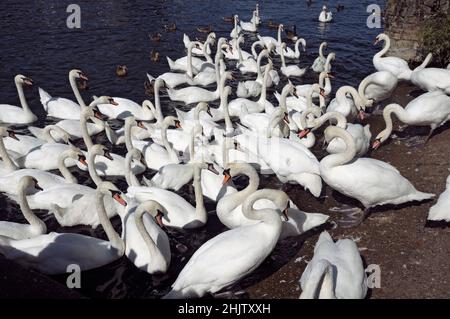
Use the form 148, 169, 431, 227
326, 85, 364, 121
276, 83, 324, 112
0, 176, 46, 240
280, 43, 308, 78
320, 126, 434, 227
294, 71, 333, 99
358, 71, 398, 108
312, 42, 328, 72
428, 175, 450, 222
372, 92, 450, 149
163, 189, 289, 299
373, 34, 413, 81
0, 75, 36, 124
299, 231, 367, 299
218, 163, 329, 240
237, 49, 271, 98
277, 38, 306, 59
38, 69, 88, 120
96, 95, 155, 121
318, 5, 333, 22
258, 24, 284, 48
240, 15, 257, 32
251, 4, 261, 25
300, 111, 371, 157
230, 15, 242, 39
0, 181, 127, 275
410, 64, 450, 94
235, 126, 322, 197
121, 199, 171, 274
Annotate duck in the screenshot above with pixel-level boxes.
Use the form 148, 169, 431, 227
149, 33, 162, 42
164, 23, 177, 32
144, 80, 154, 96
0, 181, 127, 275
312, 42, 328, 72
0, 75, 36, 124
0, 176, 46, 240
280, 43, 308, 78
116, 65, 128, 77
318, 5, 333, 22
299, 231, 367, 299
163, 189, 290, 299
428, 175, 450, 222
197, 24, 212, 33
150, 50, 160, 62
38, 69, 88, 120
285, 25, 298, 41
320, 126, 434, 227
372, 92, 450, 149
223, 16, 234, 23
267, 20, 280, 29
218, 163, 329, 240
358, 71, 398, 108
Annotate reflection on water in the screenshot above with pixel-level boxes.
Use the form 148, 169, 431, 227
0, 0, 384, 298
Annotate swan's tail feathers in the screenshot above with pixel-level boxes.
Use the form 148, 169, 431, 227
303, 213, 330, 234
299, 173, 322, 198
38, 87, 52, 111
414, 53, 433, 72
411, 191, 435, 202
147, 73, 156, 83
167, 57, 176, 70
28, 126, 46, 140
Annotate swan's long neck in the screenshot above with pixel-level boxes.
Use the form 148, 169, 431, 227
88, 151, 103, 186
237, 40, 244, 63
58, 153, 78, 183
280, 46, 287, 68
161, 123, 178, 163
80, 113, 94, 150
193, 165, 207, 224
124, 120, 134, 153
0, 136, 18, 172
318, 73, 326, 88
203, 40, 213, 63
134, 203, 165, 264
277, 26, 282, 44
258, 62, 270, 103
215, 71, 227, 94
125, 152, 140, 187
242, 189, 283, 227
319, 43, 326, 59
316, 112, 347, 129
251, 41, 261, 59
336, 86, 361, 113
300, 259, 336, 299
19, 182, 46, 234
324, 54, 334, 71
256, 51, 266, 79
320, 127, 357, 169
267, 110, 285, 138
154, 80, 164, 124
222, 92, 233, 134
213, 52, 222, 85
16, 81, 32, 114
358, 76, 373, 106
96, 190, 125, 256
380, 104, 408, 140
187, 44, 194, 79
375, 36, 390, 60
69, 74, 86, 107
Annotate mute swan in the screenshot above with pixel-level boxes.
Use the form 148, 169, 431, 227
230, 15, 242, 39
0, 176, 46, 240
276, 83, 324, 112
410, 65, 450, 94
38, 69, 88, 120
96, 96, 155, 121
235, 127, 322, 197
163, 189, 289, 299
299, 111, 371, 157
0, 75, 36, 124
373, 34, 413, 81
428, 175, 450, 222
127, 157, 208, 229
318, 5, 333, 22
323, 52, 335, 72
320, 126, 434, 227
299, 231, 367, 299
16, 145, 123, 228
240, 15, 257, 32
251, 4, 261, 25
237, 49, 271, 98
121, 200, 171, 274
168, 70, 231, 105
326, 85, 364, 121
218, 163, 329, 240
0, 147, 87, 192
312, 42, 328, 72
294, 71, 333, 99
175, 101, 218, 142
280, 43, 308, 78
372, 92, 450, 149
258, 24, 284, 48
358, 71, 398, 108
183, 32, 214, 56
0, 181, 127, 275
222, 36, 252, 61
277, 38, 306, 59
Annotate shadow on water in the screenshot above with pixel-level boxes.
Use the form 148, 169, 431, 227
0, 0, 386, 298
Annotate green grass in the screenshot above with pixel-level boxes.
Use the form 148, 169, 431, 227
421, 12, 450, 66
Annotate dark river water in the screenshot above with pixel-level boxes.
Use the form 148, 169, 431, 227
0, 0, 385, 298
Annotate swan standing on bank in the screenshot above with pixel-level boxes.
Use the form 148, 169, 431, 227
0, 75, 36, 124
163, 189, 290, 299
320, 126, 434, 227
38, 69, 88, 120
0, 182, 127, 275
427, 175, 450, 222
299, 231, 367, 299
358, 71, 398, 108
410, 64, 450, 94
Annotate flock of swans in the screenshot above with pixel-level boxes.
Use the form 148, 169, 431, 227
1, 3, 450, 299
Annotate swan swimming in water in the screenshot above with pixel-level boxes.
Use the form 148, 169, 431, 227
0, 75, 36, 124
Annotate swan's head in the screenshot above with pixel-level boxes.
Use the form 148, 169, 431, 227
271, 190, 290, 221
322, 5, 327, 10
163, 116, 182, 129
279, 24, 284, 31
129, 148, 147, 166
207, 32, 217, 43
91, 96, 118, 107
0, 127, 19, 140
19, 176, 43, 194
222, 162, 255, 185
234, 14, 239, 22
137, 200, 168, 228
310, 83, 325, 98
199, 162, 220, 175
45, 125, 74, 145
372, 130, 389, 150
373, 33, 388, 45
82, 105, 107, 122
298, 38, 307, 51
98, 181, 127, 207
15, 75, 34, 86
90, 144, 114, 161
61, 147, 88, 167
70, 69, 89, 81
195, 102, 212, 118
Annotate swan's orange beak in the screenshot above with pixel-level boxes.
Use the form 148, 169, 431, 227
80, 73, 89, 81
327, 72, 335, 78
174, 120, 182, 129
109, 98, 119, 106
222, 169, 231, 185
137, 121, 146, 129
283, 113, 290, 125
104, 150, 114, 161
23, 77, 34, 86
155, 210, 165, 228
358, 110, 365, 121
7, 130, 19, 141
282, 208, 289, 221
113, 193, 127, 206
298, 129, 310, 139
320, 88, 326, 98
78, 154, 88, 166
372, 139, 381, 150
373, 38, 380, 45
